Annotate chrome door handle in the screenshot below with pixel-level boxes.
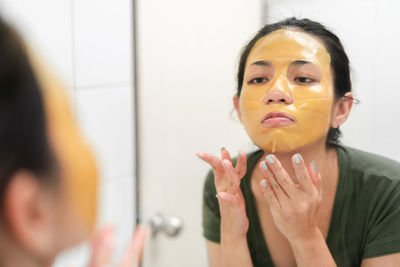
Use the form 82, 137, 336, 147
149, 213, 183, 238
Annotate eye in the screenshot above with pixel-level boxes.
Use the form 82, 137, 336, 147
294, 76, 316, 84
248, 77, 269, 84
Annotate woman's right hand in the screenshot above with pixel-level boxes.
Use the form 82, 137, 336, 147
197, 148, 249, 240
88, 225, 148, 267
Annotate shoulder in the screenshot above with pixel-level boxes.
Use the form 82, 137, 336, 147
338, 145, 400, 184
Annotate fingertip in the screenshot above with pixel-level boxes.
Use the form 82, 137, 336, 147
196, 152, 205, 160
260, 161, 268, 171
308, 163, 317, 186
266, 154, 276, 164
312, 160, 318, 172
222, 159, 232, 168
260, 179, 268, 192
292, 153, 303, 164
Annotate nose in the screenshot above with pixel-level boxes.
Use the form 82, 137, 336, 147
262, 76, 293, 105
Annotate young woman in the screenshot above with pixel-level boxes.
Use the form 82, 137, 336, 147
0, 18, 146, 267
198, 18, 400, 267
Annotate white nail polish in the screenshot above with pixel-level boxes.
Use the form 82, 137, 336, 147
261, 161, 268, 170
267, 155, 275, 164
294, 154, 301, 164
312, 160, 318, 172
261, 180, 267, 188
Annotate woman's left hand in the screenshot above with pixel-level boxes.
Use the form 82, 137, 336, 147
258, 153, 322, 242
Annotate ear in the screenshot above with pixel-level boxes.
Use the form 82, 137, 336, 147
233, 94, 242, 122
331, 92, 353, 128
3, 171, 56, 258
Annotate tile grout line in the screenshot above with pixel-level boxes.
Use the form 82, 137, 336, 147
76, 81, 132, 91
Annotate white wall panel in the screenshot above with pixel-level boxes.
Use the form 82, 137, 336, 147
73, 0, 132, 87
0, 0, 75, 90
75, 86, 134, 181
98, 176, 136, 261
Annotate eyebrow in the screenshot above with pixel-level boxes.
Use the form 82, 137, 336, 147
291, 60, 312, 65
249, 60, 272, 67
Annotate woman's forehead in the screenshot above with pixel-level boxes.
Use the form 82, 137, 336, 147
246, 29, 331, 68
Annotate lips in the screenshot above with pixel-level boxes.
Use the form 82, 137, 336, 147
261, 112, 296, 128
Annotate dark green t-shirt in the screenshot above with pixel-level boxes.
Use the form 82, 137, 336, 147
202, 145, 400, 266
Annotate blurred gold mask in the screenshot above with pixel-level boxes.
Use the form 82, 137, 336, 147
28, 51, 98, 231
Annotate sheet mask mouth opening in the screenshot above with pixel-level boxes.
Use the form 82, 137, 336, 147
261, 112, 296, 128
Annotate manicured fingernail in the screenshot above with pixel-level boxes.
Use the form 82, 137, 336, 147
216, 193, 219, 199
221, 147, 226, 152
261, 180, 267, 188
312, 160, 318, 172
221, 159, 226, 168
238, 151, 242, 158
266, 155, 275, 164
294, 153, 301, 164
261, 161, 268, 170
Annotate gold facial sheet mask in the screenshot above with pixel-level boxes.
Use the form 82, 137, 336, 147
239, 29, 334, 152
28, 51, 98, 230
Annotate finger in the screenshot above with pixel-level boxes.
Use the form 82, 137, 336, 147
264, 155, 297, 200
260, 159, 296, 197
235, 150, 247, 179
89, 226, 115, 267
309, 161, 322, 197
292, 154, 317, 196
261, 159, 291, 207
309, 162, 317, 186
197, 152, 224, 173
221, 147, 232, 162
259, 179, 281, 209
222, 159, 240, 193
119, 225, 150, 267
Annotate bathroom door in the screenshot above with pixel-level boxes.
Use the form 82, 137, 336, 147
136, 0, 262, 266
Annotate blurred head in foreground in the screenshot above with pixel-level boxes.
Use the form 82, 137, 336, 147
0, 17, 97, 266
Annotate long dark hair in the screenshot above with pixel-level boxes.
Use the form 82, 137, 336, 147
0, 18, 57, 205
236, 17, 352, 144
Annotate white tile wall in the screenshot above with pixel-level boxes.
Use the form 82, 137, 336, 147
75, 86, 134, 181
98, 176, 136, 259
0, 0, 75, 90
73, 0, 133, 87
